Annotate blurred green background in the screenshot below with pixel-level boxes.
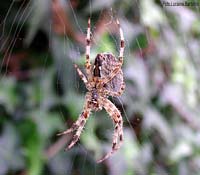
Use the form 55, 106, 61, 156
0, 0, 200, 175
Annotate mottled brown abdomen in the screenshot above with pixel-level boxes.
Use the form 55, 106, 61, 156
94, 53, 124, 95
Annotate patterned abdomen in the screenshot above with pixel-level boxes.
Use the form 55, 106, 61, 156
98, 53, 124, 95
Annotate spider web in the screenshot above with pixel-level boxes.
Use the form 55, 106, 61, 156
0, 1, 135, 174
1, 0, 200, 175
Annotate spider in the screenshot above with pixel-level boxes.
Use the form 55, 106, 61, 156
58, 18, 125, 163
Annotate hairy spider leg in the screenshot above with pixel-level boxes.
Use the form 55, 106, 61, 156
101, 19, 125, 86
104, 81, 125, 97
57, 104, 91, 150
74, 64, 88, 84
66, 109, 90, 150
117, 19, 125, 64
97, 98, 123, 163
101, 65, 122, 85
85, 18, 92, 77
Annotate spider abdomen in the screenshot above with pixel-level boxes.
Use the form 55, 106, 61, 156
94, 53, 124, 95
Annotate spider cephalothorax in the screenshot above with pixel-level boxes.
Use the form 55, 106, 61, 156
58, 18, 125, 163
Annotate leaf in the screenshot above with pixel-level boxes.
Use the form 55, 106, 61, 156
30, 110, 64, 140
81, 116, 101, 157
84, 0, 117, 12
96, 33, 116, 55
0, 77, 18, 113
0, 123, 24, 174
170, 141, 192, 163
160, 83, 184, 106
64, 91, 85, 120
25, 68, 58, 109
24, 0, 51, 46
140, 0, 167, 29
143, 107, 173, 145
19, 119, 43, 175
106, 129, 139, 175
125, 57, 149, 100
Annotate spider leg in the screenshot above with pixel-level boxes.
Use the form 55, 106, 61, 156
57, 108, 91, 150
100, 20, 125, 88
74, 64, 88, 84
85, 18, 92, 77
104, 81, 125, 97
117, 19, 125, 65
97, 98, 123, 163
101, 65, 122, 85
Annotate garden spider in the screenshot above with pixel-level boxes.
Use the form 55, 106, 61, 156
58, 18, 125, 163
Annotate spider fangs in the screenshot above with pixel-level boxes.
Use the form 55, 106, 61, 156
58, 18, 125, 163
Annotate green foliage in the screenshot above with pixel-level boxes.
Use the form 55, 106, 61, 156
19, 119, 43, 175
0, 77, 19, 113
